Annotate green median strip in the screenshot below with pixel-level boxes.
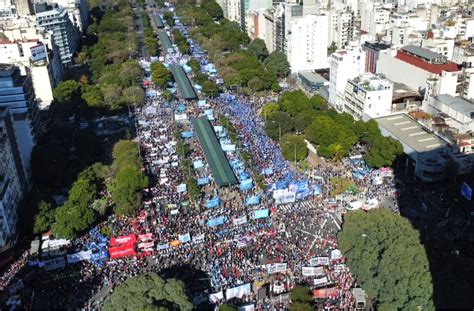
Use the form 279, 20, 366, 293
192, 117, 237, 186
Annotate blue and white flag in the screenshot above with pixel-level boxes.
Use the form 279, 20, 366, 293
245, 195, 260, 206
240, 179, 253, 191
177, 183, 187, 193
179, 233, 191, 243
207, 216, 226, 227
253, 209, 269, 219
193, 160, 204, 169
197, 177, 210, 185
206, 196, 220, 208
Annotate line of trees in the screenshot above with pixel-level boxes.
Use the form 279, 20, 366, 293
33, 140, 148, 239
263, 90, 403, 167
337, 209, 434, 310
142, 12, 159, 56
60, 0, 145, 111
176, 0, 289, 92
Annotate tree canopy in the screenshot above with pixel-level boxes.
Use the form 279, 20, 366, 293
103, 273, 193, 311
109, 140, 149, 216
151, 62, 173, 88
337, 209, 434, 310
281, 134, 307, 163
264, 51, 291, 77
52, 165, 103, 238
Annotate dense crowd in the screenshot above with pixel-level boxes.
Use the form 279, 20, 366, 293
0, 6, 403, 311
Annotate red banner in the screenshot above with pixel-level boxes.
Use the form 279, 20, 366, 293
313, 287, 337, 299
110, 234, 136, 247
109, 245, 136, 259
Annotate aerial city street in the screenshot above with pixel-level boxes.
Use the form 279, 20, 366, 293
0, 0, 473, 309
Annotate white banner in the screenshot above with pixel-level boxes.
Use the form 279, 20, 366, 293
192, 233, 205, 243
233, 215, 248, 226
309, 257, 329, 266
273, 189, 296, 205
267, 263, 287, 274
331, 249, 342, 260
225, 283, 251, 300
313, 276, 328, 286
66, 250, 92, 264
174, 113, 187, 121
302, 266, 324, 276
176, 183, 187, 193
209, 291, 224, 303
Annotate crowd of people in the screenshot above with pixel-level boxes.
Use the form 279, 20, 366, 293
0, 5, 404, 310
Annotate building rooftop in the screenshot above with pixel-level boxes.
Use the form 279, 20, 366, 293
298, 71, 328, 84
350, 73, 392, 92
401, 45, 446, 62
375, 113, 448, 153
363, 40, 391, 51
435, 94, 474, 119
396, 49, 459, 74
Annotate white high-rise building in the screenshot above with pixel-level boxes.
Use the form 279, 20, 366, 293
47, 0, 88, 33
360, 2, 390, 36
0, 17, 63, 112
0, 107, 27, 248
327, 9, 355, 49
344, 73, 394, 121
287, 14, 329, 72
35, 3, 79, 66
329, 46, 365, 111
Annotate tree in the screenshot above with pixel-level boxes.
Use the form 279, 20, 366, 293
337, 209, 434, 310
52, 165, 104, 238
53, 80, 81, 103
261, 102, 279, 119
264, 51, 290, 77
290, 285, 313, 311
109, 165, 149, 215
82, 85, 103, 107
365, 136, 403, 168
151, 62, 172, 88
202, 80, 220, 97
279, 90, 312, 117
187, 59, 201, 72
201, 0, 223, 20
33, 201, 55, 234
122, 86, 145, 106
281, 134, 307, 163
327, 41, 337, 54
219, 304, 237, 311
265, 111, 293, 140
248, 38, 269, 61
103, 273, 193, 311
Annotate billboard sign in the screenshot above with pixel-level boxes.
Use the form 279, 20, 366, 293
30, 44, 47, 63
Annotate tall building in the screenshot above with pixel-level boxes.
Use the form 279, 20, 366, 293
0, 0, 15, 18
287, 14, 329, 72
329, 46, 365, 111
0, 63, 38, 179
46, 0, 88, 33
360, 2, 390, 36
0, 17, 63, 112
344, 73, 394, 121
13, 0, 33, 15
362, 40, 391, 73
0, 107, 27, 248
328, 9, 355, 49
240, 0, 272, 31
34, 3, 78, 66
